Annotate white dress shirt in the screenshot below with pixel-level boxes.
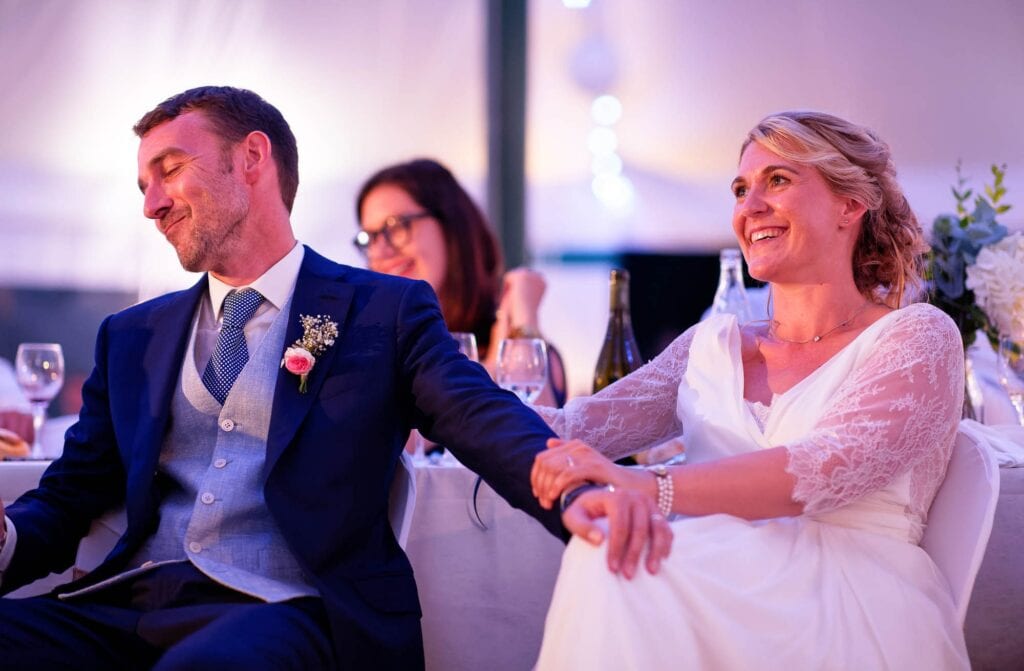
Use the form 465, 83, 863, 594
195, 242, 305, 373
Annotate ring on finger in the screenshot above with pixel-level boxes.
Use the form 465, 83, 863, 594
650, 512, 665, 523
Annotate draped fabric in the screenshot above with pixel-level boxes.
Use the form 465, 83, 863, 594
535, 303, 970, 670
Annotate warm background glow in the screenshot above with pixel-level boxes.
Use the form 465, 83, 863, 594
527, 0, 1024, 254
1, 0, 1022, 396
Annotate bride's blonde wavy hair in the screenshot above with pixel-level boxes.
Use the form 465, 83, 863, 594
742, 110, 927, 308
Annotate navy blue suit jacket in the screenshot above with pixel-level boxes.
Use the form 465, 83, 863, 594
5, 247, 563, 668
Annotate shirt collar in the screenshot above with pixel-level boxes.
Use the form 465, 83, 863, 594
207, 242, 305, 319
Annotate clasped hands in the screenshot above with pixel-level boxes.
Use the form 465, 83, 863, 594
531, 438, 673, 578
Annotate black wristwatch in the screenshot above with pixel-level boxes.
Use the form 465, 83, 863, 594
559, 482, 604, 512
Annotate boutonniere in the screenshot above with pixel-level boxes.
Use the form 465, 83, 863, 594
281, 314, 339, 393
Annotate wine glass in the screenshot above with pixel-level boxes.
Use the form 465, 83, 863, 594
997, 336, 1024, 426
14, 343, 65, 459
423, 332, 481, 468
495, 338, 548, 404
451, 332, 479, 362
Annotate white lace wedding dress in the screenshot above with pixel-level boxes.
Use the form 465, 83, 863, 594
534, 303, 970, 670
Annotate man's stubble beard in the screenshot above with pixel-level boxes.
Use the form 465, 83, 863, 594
174, 178, 250, 273
176, 210, 247, 273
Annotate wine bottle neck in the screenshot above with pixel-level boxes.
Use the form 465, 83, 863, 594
609, 280, 631, 313
610, 288, 626, 315
717, 259, 744, 290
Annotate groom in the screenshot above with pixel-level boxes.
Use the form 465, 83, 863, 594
0, 86, 574, 670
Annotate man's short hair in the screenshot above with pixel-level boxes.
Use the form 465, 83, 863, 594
134, 86, 299, 212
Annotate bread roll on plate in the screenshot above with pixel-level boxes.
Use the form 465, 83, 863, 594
0, 427, 29, 459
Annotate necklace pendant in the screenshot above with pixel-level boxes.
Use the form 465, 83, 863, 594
812, 335, 822, 342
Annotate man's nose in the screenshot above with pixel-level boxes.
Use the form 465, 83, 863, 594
143, 183, 172, 220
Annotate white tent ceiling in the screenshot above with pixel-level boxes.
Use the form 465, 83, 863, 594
1, 0, 1022, 292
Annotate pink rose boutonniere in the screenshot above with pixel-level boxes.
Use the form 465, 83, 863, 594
281, 314, 339, 393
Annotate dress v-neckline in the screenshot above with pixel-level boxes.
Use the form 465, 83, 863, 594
738, 308, 903, 408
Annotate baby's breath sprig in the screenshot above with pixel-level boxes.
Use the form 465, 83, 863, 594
281, 314, 339, 393
296, 314, 339, 356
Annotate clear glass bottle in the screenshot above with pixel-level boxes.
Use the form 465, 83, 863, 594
710, 248, 752, 324
593, 269, 643, 393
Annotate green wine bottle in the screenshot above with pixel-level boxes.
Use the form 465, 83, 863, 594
593, 268, 643, 392
593, 269, 644, 465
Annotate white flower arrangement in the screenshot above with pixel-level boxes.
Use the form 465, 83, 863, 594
966, 232, 1024, 341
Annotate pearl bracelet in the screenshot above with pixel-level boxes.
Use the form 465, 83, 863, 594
647, 464, 673, 516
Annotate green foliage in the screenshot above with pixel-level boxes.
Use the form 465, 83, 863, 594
926, 162, 1011, 349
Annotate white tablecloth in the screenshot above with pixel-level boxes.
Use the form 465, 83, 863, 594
406, 462, 564, 671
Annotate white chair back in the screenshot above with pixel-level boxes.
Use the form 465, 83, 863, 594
388, 451, 417, 549
919, 427, 1000, 624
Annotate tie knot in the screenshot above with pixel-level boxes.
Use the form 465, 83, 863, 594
220, 288, 265, 329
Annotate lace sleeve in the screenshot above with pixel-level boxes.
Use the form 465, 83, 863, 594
533, 326, 695, 460
784, 304, 964, 514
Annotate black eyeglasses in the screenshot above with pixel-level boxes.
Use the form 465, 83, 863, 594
353, 212, 432, 255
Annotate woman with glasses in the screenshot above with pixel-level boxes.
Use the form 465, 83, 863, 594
354, 158, 566, 407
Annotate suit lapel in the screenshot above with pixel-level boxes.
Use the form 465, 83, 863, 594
266, 249, 354, 474
125, 278, 207, 515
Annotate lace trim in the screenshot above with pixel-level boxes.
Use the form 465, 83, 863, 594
746, 400, 771, 432
535, 326, 695, 460
783, 304, 963, 533
536, 303, 961, 540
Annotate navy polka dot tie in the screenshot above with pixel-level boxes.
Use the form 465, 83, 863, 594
202, 288, 265, 404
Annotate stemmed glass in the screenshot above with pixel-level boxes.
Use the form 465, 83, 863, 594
14, 343, 65, 459
413, 332, 481, 466
451, 332, 479, 363
495, 338, 548, 404
431, 332, 481, 467
997, 336, 1024, 426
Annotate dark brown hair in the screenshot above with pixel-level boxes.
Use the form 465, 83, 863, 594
356, 159, 503, 348
134, 86, 299, 213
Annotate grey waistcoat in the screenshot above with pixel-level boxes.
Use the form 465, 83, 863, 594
124, 298, 318, 602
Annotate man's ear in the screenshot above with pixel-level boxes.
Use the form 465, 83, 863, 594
241, 130, 272, 185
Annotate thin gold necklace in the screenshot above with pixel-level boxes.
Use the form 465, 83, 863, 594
768, 301, 872, 344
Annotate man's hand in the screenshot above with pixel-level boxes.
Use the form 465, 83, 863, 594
532, 438, 649, 510
563, 486, 673, 578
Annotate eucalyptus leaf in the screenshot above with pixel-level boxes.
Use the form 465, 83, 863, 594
932, 213, 957, 237
928, 162, 1011, 351
970, 198, 997, 226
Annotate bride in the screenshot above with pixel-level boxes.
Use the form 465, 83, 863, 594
530, 110, 970, 669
